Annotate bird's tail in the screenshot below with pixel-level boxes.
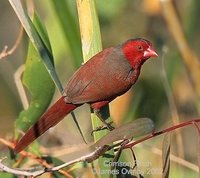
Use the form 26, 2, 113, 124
14, 97, 78, 153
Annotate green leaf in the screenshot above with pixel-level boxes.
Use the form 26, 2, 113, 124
15, 14, 55, 139
9, 0, 63, 92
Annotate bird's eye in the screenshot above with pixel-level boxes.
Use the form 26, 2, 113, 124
137, 45, 143, 51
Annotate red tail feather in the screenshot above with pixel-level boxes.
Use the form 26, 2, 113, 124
14, 97, 78, 153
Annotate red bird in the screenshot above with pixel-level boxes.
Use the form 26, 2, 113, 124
15, 38, 158, 153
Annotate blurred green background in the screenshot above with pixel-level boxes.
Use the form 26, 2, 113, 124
0, 0, 200, 177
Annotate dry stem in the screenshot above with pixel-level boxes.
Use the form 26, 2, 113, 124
0, 25, 23, 60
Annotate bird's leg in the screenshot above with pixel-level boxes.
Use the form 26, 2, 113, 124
90, 110, 114, 135
94, 109, 114, 131
90, 102, 115, 133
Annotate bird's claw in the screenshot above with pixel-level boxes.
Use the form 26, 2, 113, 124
91, 121, 114, 135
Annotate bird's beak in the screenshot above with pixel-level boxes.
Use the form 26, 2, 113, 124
144, 46, 158, 58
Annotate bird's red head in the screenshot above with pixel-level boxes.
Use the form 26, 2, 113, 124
122, 38, 158, 68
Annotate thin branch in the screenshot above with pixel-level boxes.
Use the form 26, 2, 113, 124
0, 143, 109, 177
0, 158, 44, 177
125, 119, 200, 148
0, 138, 72, 177
0, 25, 23, 60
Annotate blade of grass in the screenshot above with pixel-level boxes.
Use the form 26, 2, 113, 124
76, 0, 113, 176
50, 1, 86, 141
160, 0, 200, 107
51, 0, 82, 68
9, 0, 63, 93
162, 134, 171, 178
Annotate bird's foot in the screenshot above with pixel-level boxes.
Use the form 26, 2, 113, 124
91, 121, 114, 135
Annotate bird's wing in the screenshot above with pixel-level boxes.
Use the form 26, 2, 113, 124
64, 47, 134, 104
